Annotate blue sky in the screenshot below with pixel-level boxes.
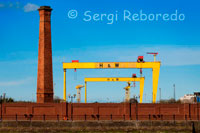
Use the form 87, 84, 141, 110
0, 0, 200, 103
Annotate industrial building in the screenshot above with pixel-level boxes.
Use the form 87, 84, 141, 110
179, 92, 200, 103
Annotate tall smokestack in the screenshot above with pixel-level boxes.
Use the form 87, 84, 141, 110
37, 6, 53, 103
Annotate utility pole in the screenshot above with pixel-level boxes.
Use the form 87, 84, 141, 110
159, 88, 161, 102
0, 95, 2, 121
173, 84, 176, 101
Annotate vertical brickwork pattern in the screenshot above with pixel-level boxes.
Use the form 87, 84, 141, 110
1, 103, 200, 120
37, 6, 53, 103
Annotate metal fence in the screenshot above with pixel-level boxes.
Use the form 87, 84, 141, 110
0, 114, 200, 122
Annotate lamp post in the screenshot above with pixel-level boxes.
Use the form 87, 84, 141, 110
173, 84, 176, 101
0, 95, 2, 121
68, 94, 76, 121
68, 94, 76, 103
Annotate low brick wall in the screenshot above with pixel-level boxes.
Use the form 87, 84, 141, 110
0, 103, 66, 121
0, 103, 199, 121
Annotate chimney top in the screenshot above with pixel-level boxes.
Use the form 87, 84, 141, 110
38, 6, 52, 11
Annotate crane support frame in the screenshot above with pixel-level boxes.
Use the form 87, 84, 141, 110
63, 69, 66, 101
63, 61, 160, 103
84, 77, 145, 103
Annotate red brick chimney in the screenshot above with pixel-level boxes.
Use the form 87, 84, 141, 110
37, 6, 53, 103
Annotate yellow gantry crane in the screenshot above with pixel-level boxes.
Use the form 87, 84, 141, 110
124, 82, 131, 102
63, 59, 161, 103
75, 85, 84, 103
84, 77, 145, 103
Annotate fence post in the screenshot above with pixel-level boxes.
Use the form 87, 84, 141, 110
16, 114, 18, 122
173, 114, 175, 124
57, 114, 59, 122
161, 114, 163, 121
185, 115, 187, 121
192, 122, 196, 133
123, 114, 125, 121
97, 114, 99, 121
110, 114, 112, 121
30, 115, 32, 122
135, 103, 138, 121
197, 102, 199, 121
129, 102, 132, 120
189, 104, 191, 120
149, 114, 151, 121
43, 114, 45, 122
84, 114, 86, 121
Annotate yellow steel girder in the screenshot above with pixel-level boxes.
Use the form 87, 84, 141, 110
63, 69, 66, 101
63, 62, 160, 69
63, 61, 160, 103
84, 77, 145, 103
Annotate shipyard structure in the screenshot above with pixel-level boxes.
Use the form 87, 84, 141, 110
0, 6, 199, 121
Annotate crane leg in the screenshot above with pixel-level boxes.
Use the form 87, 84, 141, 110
152, 67, 160, 103
85, 82, 87, 103
139, 78, 144, 103
63, 69, 66, 101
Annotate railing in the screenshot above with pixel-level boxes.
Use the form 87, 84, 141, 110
0, 114, 199, 122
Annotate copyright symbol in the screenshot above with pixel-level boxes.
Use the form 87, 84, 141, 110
68, 10, 78, 19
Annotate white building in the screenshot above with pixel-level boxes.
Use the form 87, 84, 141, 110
179, 94, 195, 103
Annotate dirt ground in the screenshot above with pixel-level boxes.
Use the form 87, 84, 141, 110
0, 121, 199, 132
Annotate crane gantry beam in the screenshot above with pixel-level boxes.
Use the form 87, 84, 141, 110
84, 77, 145, 103
63, 61, 161, 103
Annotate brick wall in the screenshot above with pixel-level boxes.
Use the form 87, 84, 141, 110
0, 103, 199, 121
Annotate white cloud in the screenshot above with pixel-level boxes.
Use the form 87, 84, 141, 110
141, 46, 200, 66
9, 3, 13, 8
0, 77, 33, 87
93, 45, 200, 66
53, 45, 200, 66
1, 45, 200, 67
0, 3, 5, 8
0, 59, 37, 65
24, 3, 39, 12
0, 2, 22, 9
